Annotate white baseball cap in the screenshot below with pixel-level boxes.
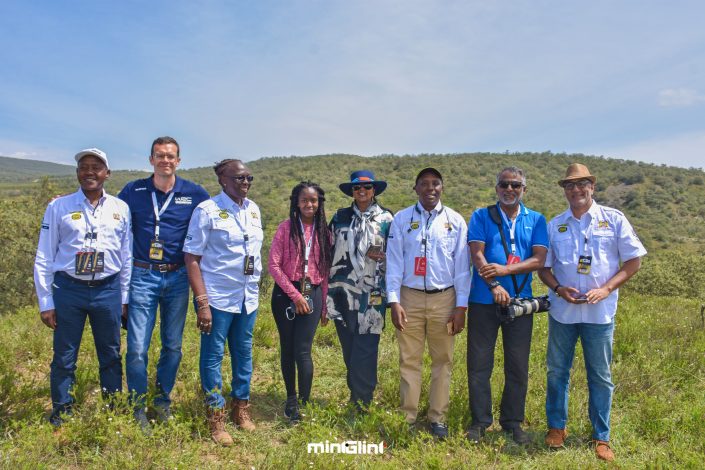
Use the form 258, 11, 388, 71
75, 148, 109, 169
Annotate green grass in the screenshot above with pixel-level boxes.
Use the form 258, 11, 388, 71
1, 292, 704, 468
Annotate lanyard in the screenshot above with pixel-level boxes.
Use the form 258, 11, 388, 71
81, 200, 101, 252
299, 219, 315, 276
499, 207, 518, 254
228, 204, 250, 256
151, 192, 175, 240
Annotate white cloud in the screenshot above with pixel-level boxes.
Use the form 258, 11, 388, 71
657, 88, 705, 108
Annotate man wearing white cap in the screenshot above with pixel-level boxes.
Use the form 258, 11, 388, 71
539, 163, 646, 462
34, 148, 132, 427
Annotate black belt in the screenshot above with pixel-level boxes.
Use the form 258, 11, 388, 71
409, 286, 453, 294
133, 261, 183, 273
56, 271, 118, 287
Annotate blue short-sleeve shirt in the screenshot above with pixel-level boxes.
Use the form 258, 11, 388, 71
467, 202, 549, 304
118, 175, 210, 264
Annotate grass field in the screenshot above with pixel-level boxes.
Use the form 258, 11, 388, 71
0, 291, 703, 469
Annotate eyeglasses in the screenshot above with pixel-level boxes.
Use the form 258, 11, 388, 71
562, 180, 591, 190
152, 153, 179, 161
352, 184, 374, 191
227, 175, 254, 183
497, 180, 524, 189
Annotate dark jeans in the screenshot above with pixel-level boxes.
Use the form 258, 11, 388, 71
467, 302, 533, 430
51, 272, 123, 416
334, 320, 380, 406
271, 283, 322, 403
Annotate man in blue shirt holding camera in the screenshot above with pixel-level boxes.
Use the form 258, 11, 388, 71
466, 166, 549, 444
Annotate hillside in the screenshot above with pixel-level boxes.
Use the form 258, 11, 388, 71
0, 156, 75, 181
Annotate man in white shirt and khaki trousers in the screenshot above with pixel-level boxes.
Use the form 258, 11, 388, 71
386, 168, 471, 440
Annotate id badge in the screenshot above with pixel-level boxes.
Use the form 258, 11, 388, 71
243, 255, 255, 275
507, 254, 521, 265
368, 289, 382, 306
301, 277, 313, 296
577, 255, 592, 275
414, 257, 427, 276
149, 239, 164, 261
75, 251, 105, 275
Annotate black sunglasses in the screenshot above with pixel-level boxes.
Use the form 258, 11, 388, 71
497, 180, 524, 189
352, 184, 374, 191
228, 175, 254, 183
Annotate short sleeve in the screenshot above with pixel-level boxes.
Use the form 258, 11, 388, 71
183, 205, 210, 256
467, 209, 487, 244
616, 215, 647, 262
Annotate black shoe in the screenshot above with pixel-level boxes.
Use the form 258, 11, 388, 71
284, 396, 300, 423
504, 426, 531, 445
133, 408, 152, 435
154, 404, 172, 424
430, 422, 448, 440
49, 408, 72, 428
466, 425, 486, 443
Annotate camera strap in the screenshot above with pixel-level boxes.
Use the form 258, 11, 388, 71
487, 205, 529, 296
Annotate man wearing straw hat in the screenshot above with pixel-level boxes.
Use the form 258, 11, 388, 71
538, 163, 646, 462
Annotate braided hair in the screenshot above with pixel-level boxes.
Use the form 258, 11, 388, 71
213, 158, 243, 176
288, 181, 332, 277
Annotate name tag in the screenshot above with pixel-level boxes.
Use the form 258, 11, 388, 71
507, 254, 520, 265
149, 239, 164, 260
577, 255, 592, 275
243, 255, 255, 275
368, 289, 383, 306
414, 257, 427, 276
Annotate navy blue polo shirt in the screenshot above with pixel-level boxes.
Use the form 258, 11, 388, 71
467, 202, 549, 304
118, 175, 210, 265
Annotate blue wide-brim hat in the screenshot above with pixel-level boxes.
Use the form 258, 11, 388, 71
339, 170, 387, 197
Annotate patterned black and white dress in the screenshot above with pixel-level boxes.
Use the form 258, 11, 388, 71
326, 203, 394, 334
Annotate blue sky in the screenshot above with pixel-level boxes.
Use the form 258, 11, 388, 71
1, 1, 704, 170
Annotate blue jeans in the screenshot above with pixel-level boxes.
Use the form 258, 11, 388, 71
51, 272, 122, 415
546, 315, 615, 441
126, 266, 189, 408
200, 304, 258, 409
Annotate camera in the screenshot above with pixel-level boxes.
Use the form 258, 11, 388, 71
496, 295, 550, 323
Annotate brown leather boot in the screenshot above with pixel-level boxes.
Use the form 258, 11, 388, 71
594, 440, 615, 462
230, 398, 256, 432
206, 407, 233, 446
545, 428, 568, 448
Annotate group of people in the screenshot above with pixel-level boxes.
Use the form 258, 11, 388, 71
34, 136, 646, 462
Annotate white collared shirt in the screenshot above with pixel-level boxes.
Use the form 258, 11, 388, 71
545, 201, 647, 324
34, 188, 133, 311
183, 192, 264, 314
386, 201, 471, 307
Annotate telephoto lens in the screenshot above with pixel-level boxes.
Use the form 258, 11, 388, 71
497, 295, 551, 323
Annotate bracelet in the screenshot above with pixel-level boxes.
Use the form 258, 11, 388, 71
194, 294, 208, 303
197, 304, 210, 311
553, 284, 562, 294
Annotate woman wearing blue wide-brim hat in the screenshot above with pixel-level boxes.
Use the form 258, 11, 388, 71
327, 170, 394, 409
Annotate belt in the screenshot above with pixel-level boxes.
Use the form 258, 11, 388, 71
56, 271, 118, 287
133, 261, 183, 273
409, 286, 453, 295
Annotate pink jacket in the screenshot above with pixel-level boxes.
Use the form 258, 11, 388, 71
268, 219, 329, 314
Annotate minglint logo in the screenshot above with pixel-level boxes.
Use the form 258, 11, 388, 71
307, 440, 385, 454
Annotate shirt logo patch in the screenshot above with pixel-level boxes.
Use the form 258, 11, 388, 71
41, 223, 49, 230
135, 187, 147, 191
71, 212, 82, 220
113, 213, 121, 221
557, 224, 568, 233
186, 234, 193, 241
410, 221, 419, 230
175, 196, 192, 205
219, 210, 229, 219
251, 211, 259, 219
597, 220, 610, 229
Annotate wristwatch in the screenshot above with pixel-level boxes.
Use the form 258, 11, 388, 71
553, 284, 562, 293
488, 280, 501, 289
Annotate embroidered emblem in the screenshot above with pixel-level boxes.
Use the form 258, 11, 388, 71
113, 213, 121, 221
410, 221, 419, 230
71, 212, 82, 220
219, 210, 229, 219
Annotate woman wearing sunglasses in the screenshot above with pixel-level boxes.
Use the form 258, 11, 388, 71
183, 159, 262, 446
327, 171, 394, 410
268, 181, 332, 423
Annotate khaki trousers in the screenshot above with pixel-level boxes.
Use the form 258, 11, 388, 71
396, 286, 456, 424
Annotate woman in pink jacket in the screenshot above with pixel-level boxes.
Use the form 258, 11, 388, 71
268, 181, 332, 424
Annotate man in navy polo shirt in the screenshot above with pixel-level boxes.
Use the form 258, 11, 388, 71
118, 136, 209, 430
465, 166, 549, 445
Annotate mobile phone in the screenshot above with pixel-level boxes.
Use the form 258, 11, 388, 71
366, 244, 383, 256
574, 295, 588, 304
